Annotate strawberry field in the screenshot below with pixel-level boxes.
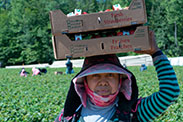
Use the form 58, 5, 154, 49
0, 66, 182, 122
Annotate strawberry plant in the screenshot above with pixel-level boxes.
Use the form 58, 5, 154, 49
0, 66, 182, 121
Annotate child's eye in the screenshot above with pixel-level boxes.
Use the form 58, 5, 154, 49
92, 74, 100, 78
107, 73, 114, 77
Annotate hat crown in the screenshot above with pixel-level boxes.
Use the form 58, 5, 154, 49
82, 54, 121, 70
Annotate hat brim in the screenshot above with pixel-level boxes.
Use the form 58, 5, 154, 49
77, 63, 131, 78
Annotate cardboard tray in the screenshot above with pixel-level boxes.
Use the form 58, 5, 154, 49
52, 26, 151, 59
50, 0, 147, 35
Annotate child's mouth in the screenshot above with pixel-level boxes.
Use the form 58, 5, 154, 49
96, 89, 110, 96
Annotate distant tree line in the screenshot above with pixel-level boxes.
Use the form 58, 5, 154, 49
0, 0, 182, 67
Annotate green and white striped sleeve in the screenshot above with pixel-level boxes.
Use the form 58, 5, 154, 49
137, 51, 180, 122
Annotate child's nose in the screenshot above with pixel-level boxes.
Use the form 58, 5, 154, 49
98, 78, 109, 86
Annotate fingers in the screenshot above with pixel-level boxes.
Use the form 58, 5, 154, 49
149, 30, 160, 54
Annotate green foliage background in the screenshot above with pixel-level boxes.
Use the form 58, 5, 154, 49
0, 0, 183, 67
0, 66, 182, 121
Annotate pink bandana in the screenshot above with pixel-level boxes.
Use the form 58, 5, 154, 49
84, 79, 122, 107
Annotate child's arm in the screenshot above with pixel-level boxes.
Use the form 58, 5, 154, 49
136, 51, 180, 122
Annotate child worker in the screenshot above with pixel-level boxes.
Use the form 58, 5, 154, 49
54, 31, 180, 122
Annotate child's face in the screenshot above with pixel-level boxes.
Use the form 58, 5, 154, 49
86, 73, 119, 96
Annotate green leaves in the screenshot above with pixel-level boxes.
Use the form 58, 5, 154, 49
0, 67, 182, 121
0, 68, 72, 121
147, 0, 183, 57
0, 0, 183, 67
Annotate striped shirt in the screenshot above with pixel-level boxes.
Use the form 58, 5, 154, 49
137, 52, 180, 122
